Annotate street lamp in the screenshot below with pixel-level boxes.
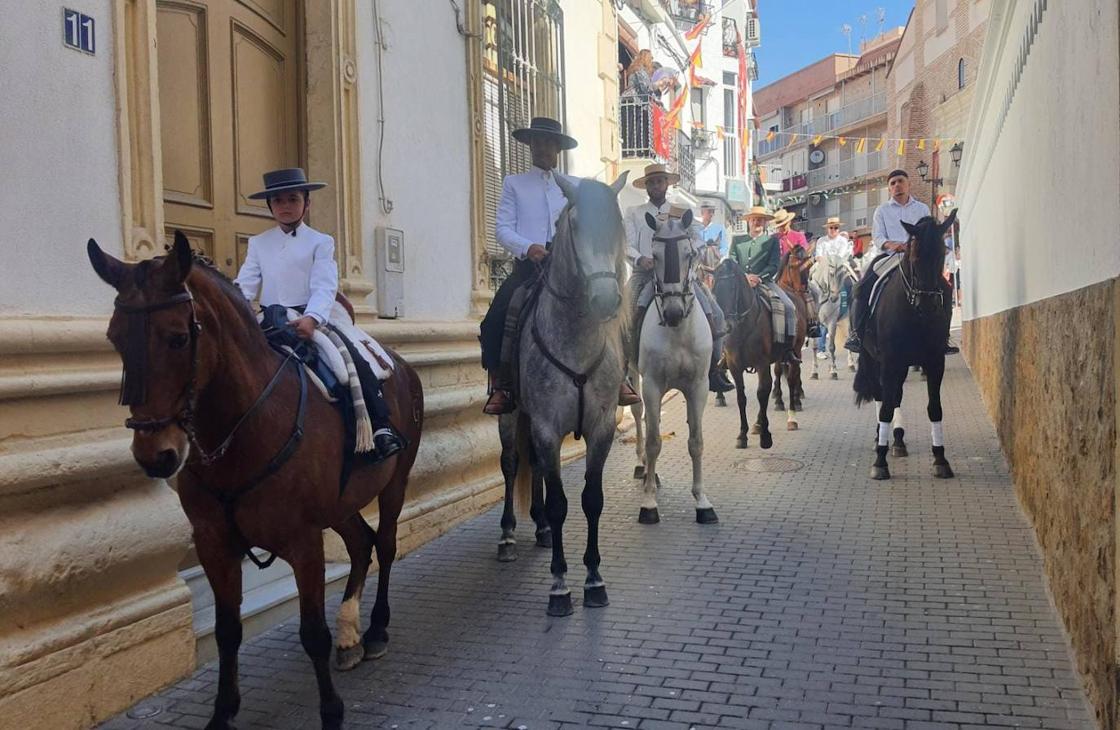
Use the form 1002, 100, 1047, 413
950, 142, 964, 167
917, 159, 944, 212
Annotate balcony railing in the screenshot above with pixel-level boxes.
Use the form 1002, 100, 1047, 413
807, 150, 888, 189
620, 94, 695, 192
806, 206, 876, 236
660, 0, 710, 31
754, 92, 888, 158
722, 18, 738, 57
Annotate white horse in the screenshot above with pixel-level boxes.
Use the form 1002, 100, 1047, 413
809, 253, 858, 380
629, 210, 717, 525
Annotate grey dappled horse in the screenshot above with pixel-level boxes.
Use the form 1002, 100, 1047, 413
629, 210, 718, 525
810, 253, 858, 380
512, 173, 630, 616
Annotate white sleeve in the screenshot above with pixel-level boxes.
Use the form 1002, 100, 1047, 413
871, 207, 888, 248
495, 177, 533, 258
234, 239, 261, 302
623, 208, 642, 265
304, 235, 339, 325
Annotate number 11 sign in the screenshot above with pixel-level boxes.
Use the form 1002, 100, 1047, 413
63, 9, 95, 55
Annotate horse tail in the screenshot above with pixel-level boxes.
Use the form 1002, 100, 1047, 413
513, 411, 534, 518
853, 349, 881, 407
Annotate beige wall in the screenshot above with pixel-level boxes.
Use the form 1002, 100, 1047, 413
957, 0, 1120, 727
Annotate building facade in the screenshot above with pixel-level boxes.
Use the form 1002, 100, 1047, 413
615, 0, 757, 232
753, 31, 901, 240
887, 0, 991, 216
956, 0, 1119, 727
0, 1, 619, 727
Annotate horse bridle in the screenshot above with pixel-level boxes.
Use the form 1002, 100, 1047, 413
115, 289, 305, 468
651, 232, 697, 326
713, 265, 758, 324
899, 256, 944, 311
538, 204, 620, 313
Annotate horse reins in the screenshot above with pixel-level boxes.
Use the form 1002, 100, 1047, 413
530, 205, 617, 441
114, 288, 308, 569
899, 256, 944, 311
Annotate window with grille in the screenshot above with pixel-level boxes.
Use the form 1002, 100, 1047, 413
722, 87, 737, 177
479, 0, 566, 290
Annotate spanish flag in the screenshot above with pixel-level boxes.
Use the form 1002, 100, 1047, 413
684, 13, 711, 41
686, 41, 703, 72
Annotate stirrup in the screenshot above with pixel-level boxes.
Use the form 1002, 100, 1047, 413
483, 388, 515, 415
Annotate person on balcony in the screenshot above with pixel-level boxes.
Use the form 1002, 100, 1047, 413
623, 50, 654, 99
623, 164, 734, 394
479, 117, 640, 415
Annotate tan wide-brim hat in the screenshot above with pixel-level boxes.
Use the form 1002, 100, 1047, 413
745, 205, 773, 221
633, 163, 681, 189
772, 209, 795, 228
823, 216, 844, 229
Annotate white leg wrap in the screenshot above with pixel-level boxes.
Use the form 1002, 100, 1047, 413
931, 421, 944, 447
893, 409, 904, 429
878, 421, 891, 446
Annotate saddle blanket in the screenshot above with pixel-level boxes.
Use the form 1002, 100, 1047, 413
868, 253, 903, 317
261, 303, 395, 454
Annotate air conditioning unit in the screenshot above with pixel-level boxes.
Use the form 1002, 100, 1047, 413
746, 17, 761, 47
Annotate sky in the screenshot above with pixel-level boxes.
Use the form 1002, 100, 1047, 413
753, 0, 916, 89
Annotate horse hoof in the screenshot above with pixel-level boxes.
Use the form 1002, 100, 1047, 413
363, 638, 389, 661
810, 372, 819, 380
774, 401, 785, 412
848, 364, 856, 372
535, 527, 552, 548
695, 507, 719, 524
750, 423, 761, 435
715, 394, 727, 407
497, 542, 517, 562
760, 432, 773, 449
830, 372, 838, 380
633, 465, 645, 479
548, 592, 574, 617
870, 466, 891, 480
933, 463, 955, 479
891, 444, 908, 458
638, 507, 660, 524
787, 421, 798, 431
791, 402, 802, 412
334, 643, 364, 671
736, 436, 749, 449
205, 719, 236, 730
583, 585, 609, 608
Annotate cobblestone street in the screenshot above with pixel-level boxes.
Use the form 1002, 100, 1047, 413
103, 341, 1092, 729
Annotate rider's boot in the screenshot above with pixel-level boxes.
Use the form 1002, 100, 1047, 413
483, 370, 515, 415
706, 316, 734, 393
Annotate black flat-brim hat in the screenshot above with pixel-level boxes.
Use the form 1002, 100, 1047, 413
248, 168, 327, 200
511, 117, 578, 150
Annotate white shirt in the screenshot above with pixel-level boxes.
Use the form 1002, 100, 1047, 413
234, 223, 338, 325
623, 199, 702, 265
870, 195, 931, 259
816, 233, 853, 260
495, 167, 575, 259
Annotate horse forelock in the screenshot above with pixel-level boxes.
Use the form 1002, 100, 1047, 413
907, 216, 946, 275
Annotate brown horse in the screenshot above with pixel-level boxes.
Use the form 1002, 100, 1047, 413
771, 248, 811, 418
87, 232, 423, 730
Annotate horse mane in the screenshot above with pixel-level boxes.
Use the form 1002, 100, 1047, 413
186, 251, 264, 335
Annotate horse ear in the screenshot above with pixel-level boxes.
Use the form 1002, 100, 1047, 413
645, 212, 658, 231
160, 230, 194, 286
87, 238, 127, 290
555, 173, 578, 202
940, 208, 958, 233
610, 170, 629, 194
901, 220, 919, 238
681, 209, 693, 229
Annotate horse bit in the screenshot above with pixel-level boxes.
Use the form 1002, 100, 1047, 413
898, 259, 944, 311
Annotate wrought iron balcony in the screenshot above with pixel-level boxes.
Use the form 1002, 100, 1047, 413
660, 0, 711, 31
620, 95, 695, 193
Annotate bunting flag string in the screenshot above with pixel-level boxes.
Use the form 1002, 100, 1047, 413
756, 128, 963, 151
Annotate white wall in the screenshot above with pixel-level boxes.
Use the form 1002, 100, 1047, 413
0, 2, 122, 316
561, 0, 612, 180
356, 0, 473, 321
957, 0, 1120, 320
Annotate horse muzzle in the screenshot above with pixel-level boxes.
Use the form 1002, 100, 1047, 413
131, 427, 189, 479
587, 278, 622, 322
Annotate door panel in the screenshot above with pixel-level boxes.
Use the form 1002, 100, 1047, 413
158, 0, 300, 274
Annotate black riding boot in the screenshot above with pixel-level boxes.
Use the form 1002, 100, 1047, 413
708, 336, 734, 393
844, 274, 877, 352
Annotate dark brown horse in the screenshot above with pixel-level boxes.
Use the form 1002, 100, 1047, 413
712, 258, 797, 448
772, 247, 811, 418
853, 210, 957, 480
88, 232, 423, 730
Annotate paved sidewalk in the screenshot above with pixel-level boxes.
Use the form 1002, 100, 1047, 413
103, 346, 1092, 729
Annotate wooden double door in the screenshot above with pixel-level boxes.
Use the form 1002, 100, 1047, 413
157, 0, 302, 276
